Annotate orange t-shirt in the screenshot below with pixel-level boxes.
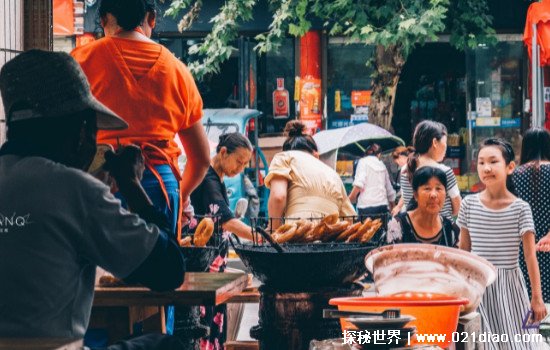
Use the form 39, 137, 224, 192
71, 37, 203, 163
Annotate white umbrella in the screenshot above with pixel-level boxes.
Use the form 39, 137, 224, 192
313, 123, 405, 157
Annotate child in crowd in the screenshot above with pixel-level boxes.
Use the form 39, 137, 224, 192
458, 138, 546, 350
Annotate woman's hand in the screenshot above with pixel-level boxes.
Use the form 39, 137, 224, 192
391, 197, 403, 216
531, 296, 547, 323
536, 232, 550, 252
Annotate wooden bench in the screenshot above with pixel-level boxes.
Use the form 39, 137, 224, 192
225, 340, 259, 350
0, 338, 83, 350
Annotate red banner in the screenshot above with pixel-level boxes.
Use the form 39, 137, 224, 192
53, 0, 74, 36
299, 31, 322, 133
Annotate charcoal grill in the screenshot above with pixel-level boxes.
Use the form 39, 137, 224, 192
231, 214, 385, 350
230, 238, 376, 289
230, 214, 385, 289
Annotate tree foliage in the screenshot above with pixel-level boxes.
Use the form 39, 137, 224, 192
167, 0, 495, 77
166, 0, 496, 127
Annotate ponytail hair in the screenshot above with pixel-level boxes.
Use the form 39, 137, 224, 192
392, 145, 414, 159
282, 120, 318, 154
216, 132, 253, 154
407, 120, 447, 181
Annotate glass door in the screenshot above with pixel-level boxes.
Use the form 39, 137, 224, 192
463, 40, 527, 192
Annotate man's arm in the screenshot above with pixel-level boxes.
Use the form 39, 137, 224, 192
102, 146, 185, 291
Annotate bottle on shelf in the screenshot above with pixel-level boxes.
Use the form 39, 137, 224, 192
273, 78, 289, 119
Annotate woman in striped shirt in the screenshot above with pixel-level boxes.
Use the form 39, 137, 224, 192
391, 120, 461, 220
458, 138, 546, 350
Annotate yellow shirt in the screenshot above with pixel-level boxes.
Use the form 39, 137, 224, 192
265, 150, 356, 219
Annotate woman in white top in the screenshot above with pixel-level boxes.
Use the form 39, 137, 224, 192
391, 120, 461, 220
349, 143, 396, 218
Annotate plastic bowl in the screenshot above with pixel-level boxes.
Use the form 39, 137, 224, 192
329, 293, 469, 348
365, 244, 496, 314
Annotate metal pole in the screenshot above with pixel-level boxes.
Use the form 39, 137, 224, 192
533, 24, 539, 128
539, 47, 546, 128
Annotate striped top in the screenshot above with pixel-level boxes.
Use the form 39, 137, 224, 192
457, 194, 535, 269
400, 163, 460, 220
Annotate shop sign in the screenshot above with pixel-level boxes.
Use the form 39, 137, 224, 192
476, 97, 492, 117
469, 117, 521, 128
351, 113, 369, 123
351, 90, 371, 107
330, 119, 352, 129
500, 118, 521, 128
300, 76, 322, 132
476, 117, 500, 127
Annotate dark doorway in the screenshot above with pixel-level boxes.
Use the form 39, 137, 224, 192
392, 43, 466, 144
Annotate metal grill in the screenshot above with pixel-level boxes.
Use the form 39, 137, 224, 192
0, 0, 24, 145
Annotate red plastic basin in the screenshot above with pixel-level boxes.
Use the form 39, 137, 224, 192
329, 292, 469, 348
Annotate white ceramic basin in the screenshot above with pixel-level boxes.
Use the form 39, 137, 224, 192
365, 244, 497, 314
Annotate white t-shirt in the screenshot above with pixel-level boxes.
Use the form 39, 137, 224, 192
352, 156, 396, 208
0, 156, 159, 338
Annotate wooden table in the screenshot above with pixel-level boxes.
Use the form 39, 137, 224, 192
90, 272, 248, 343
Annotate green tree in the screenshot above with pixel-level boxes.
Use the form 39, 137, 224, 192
166, 0, 496, 130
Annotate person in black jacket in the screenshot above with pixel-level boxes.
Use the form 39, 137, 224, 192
0, 50, 186, 349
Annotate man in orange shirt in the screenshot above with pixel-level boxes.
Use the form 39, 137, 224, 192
71, 0, 210, 337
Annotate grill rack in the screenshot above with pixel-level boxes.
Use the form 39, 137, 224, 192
247, 213, 390, 247
181, 214, 223, 248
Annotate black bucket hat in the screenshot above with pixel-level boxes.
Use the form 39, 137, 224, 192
0, 49, 128, 130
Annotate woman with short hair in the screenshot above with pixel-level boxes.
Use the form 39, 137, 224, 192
386, 166, 458, 247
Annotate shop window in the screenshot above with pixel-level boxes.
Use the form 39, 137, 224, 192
257, 38, 295, 135
462, 41, 526, 193
327, 42, 375, 129
393, 44, 467, 143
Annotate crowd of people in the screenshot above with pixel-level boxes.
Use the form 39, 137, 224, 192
348, 119, 550, 349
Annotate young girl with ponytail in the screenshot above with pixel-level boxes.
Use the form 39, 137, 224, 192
458, 138, 546, 349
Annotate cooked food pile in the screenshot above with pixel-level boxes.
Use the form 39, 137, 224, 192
271, 213, 382, 244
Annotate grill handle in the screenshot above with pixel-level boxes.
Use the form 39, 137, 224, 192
255, 226, 285, 253
323, 308, 401, 319
228, 233, 241, 250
